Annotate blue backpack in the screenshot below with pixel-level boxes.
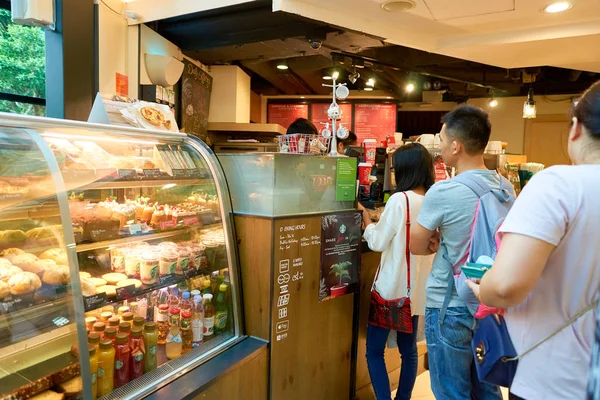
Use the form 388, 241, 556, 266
440, 172, 515, 318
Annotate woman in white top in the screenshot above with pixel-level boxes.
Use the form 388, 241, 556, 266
468, 80, 600, 400
359, 143, 434, 400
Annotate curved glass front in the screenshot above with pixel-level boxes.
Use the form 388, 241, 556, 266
0, 115, 241, 400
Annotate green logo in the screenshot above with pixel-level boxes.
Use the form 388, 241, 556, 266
134, 353, 144, 362
215, 312, 228, 329
149, 345, 157, 355
340, 224, 347, 234
170, 262, 176, 274
150, 266, 158, 278
180, 258, 189, 270
115, 360, 123, 370
91, 373, 97, 384
98, 368, 104, 377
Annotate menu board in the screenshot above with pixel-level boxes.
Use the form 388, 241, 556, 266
181, 59, 213, 142
268, 104, 309, 130
354, 103, 397, 144
319, 212, 361, 302
311, 103, 353, 132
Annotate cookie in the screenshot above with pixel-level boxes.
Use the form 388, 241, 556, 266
101, 273, 128, 285
116, 278, 142, 289
89, 277, 107, 287
79, 271, 91, 279
96, 285, 117, 297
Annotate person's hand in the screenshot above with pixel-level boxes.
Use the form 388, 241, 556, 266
357, 202, 366, 212
428, 235, 440, 253
466, 279, 482, 302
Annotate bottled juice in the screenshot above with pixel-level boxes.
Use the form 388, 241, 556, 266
122, 312, 134, 326
108, 317, 120, 329
143, 322, 158, 373
165, 325, 183, 359
156, 304, 169, 345
169, 307, 181, 328
200, 280, 212, 296
114, 333, 131, 388
88, 345, 98, 400
100, 312, 112, 323
88, 332, 101, 353
191, 295, 204, 345
119, 322, 131, 338
203, 294, 215, 337
130, 327, 145, 380
133, 316, 145, 329
97, 340, 115, 397
103, 327, 117, 345
180, 310, 193, 353
214, 284, 228, 334
92, 322, 105, 335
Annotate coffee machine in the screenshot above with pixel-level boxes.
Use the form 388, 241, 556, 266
355, 147, 390, 209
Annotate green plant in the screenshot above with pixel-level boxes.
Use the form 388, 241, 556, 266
329, 261, 352, 286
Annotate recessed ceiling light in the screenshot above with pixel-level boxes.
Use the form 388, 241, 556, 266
543, 1, 572, 13
386, 96, 392, 99
364, 87, 374, 91
381, 0, 416, 13
300, 96, 305, 98
323, 75, 332, 80
276, 60, 289, 70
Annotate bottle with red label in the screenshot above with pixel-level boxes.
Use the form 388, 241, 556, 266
129, 327, 144, 380
114, 333, 131, 388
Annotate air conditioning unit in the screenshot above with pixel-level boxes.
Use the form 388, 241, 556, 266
10, 0, 55, 30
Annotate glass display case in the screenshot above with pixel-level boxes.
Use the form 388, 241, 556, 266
0, 113, 242, 400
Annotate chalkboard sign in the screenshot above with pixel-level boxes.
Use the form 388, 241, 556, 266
115, 284, 136, 301
181, 60, 212, 142
84, 293, 108, 312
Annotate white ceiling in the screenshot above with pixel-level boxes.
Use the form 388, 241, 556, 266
274, 0, 600, 72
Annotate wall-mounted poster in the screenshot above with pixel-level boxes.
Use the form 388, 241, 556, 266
319, 211, 361, 302
181, 60, 212, 142
311, 103, 353, 133
268, 104, 309, 130
354, 103, 397, 144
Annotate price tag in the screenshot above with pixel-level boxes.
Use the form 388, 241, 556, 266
159, 273, 177, 286
199, 213, 215, 225
128, 223, 143, 235
118, 169, 136, 179
0, 193, 24, 202
172, 169, 188, 178
160, 220, 177, 230
183, 216, 199, 227
184, 268, 199, 278
115, 284, 136, 301
143, 169, 162, 178
84, 293, 107, 312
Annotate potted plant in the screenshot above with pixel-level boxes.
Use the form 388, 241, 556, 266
329, 261, 352, 298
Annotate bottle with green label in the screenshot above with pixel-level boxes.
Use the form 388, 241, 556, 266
214, 284, 228, 333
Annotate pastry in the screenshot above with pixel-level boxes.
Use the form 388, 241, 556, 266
25, 258, 56, 276
96, 285, 117, 297
42, 265, 70, 286
58, 376, 82, 397
79, 271, 91, 279
0, 257, 13, 266
80, 277, 96, 296
0, 247, 25, 260
0, 280, 9, 298
39, 248, 68, 266
11, 253, 39, 269
0, 264, 22, 282
112, 204, 136, 228
116, 278, 142, 289
0, 180, 29, 195
29, 390, 65, 400
26, 225, 64, 246
8, 271, 42, 295
140, 106, 165, 126
0, 229, 27, 247
101, 272, 127, 285
89, 277, 107, 287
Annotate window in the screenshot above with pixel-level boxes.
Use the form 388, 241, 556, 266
0, 7, 46, 116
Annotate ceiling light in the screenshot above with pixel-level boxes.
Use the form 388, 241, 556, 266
276, 60, 288, 70
386, 96, 392, 99
364, 87, 374, 91
300, 96, 305, 99
348, 66, 360, 84
405, 83, 415, 93
381, 0, 416, 13
367, 78, 375, 87
523, 88, 537, 119
489, 92, 498, 108
332, 71, 340, 80
543, 1, 572, 13
323, 75, 332, 80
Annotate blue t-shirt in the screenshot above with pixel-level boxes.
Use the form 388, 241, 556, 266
417, 169, 504, 309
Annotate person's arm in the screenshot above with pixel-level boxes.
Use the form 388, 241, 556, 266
466, 167, 571, 309
361, 197, 401, 253
411, 184, 445, 255
468, 234, 555, 308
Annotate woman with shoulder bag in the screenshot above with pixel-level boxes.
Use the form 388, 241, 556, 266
358, 143, 435, 400
467, 80, 600, 400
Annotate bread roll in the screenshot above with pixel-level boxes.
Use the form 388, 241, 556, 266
8, 271, 42, 295
42, 265, 70, 286
0, 229, 27, 247
39, 248, 68, 266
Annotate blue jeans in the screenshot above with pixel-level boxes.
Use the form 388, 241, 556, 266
425, 307, 502, 400
366, 316, 419, 400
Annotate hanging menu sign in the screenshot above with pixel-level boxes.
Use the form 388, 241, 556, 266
268, 104, 309, 130
319, 212, 361, 302
311, 103, 353, 132
181, 59, 213, 142
354, 103, 397, 144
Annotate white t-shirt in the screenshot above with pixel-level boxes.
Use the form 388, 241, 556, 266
363, 191, 433, 315
499, 165, 600, 400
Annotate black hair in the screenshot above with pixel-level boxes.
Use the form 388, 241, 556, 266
573, 80, 600, 140
393, 143, 434, 193
442, 105, 491, 155
339, 131, 358, 149
286, 118, 318, 135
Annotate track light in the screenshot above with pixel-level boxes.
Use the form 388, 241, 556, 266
348, 66, 360, 84
405, 83, 415, 93
523, 88, 537, 119
367, 78, 375, 87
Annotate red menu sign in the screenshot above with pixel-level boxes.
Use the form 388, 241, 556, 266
354, 103, 397, 144
311, 103, 353, 133
268, 104, 309, 130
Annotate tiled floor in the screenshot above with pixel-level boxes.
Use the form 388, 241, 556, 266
392, 371, 509, 399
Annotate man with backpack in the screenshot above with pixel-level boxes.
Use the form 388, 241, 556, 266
411, 105, 509, 399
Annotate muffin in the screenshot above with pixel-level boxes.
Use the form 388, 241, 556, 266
39, 248, 68, 266
0, 257, 12, 266
0, 247, 25, 261
8, 271, 42, 295
24, 259, 56, 276
0, 264, 22, 282
0, 280, 9, 298
11, 253, 39, 270
42, 265, 70, 286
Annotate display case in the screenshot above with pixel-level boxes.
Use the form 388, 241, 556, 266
0, 113, 242, 400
